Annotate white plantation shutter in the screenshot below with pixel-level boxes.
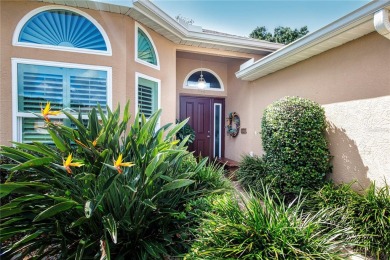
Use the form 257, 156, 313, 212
69, 70, 107, 113
17, 63, 108, 143
138, 77, 158, 118
138, 84, 154, 118
18, 64, 64, 113
22, 118, 63, 143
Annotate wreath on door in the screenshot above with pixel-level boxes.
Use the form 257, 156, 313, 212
226, 112, 240, 137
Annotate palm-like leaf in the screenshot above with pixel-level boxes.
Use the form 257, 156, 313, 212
0, 101, 228, 259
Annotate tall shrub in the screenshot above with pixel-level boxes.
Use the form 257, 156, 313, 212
261, 96, 331, 197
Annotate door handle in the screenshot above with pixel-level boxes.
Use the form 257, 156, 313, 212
207, 135, 210, 138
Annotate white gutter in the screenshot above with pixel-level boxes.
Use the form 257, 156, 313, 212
132, 0, 283, 53
236, 0, 390, 81
374, 8, 390, 40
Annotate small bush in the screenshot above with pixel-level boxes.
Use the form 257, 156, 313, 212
261, 96, 331, 198
179, 153, 232, 191
236, 154, 266, 191
187, 184, 355, 259
305, 182, 390, 258
0, 156, 14, 184
176, 119, 195, 144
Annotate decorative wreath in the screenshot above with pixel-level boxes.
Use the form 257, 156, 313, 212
226, 112, 240, 137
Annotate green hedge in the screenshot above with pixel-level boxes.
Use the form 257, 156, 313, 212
261, 96, 331, 197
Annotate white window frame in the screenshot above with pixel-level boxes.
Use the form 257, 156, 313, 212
183, 68, 225, 91
135, 22, 160, 70
12, 58, 113, 142
135, 72, 161, 126
12, 5, 112, 56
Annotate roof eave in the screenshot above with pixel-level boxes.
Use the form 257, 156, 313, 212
236, 0, 390, 81
131, 0, 283, 54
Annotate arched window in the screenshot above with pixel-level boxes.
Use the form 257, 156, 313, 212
184, 69, 224, 91
14, 6, 111, 55
136, 23, 159, 69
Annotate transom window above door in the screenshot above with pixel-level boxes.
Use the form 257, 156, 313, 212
184, 69, 224, 91
14, 6, 111, 55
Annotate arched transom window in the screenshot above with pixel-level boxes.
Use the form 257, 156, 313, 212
136, 23, 159, 69
14, 6, 111, 55
184, 69, 224, 91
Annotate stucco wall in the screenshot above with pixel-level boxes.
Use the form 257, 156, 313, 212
227, 32, 390, 189
324, 96, 390, 188
224, 60, 254, 160
0, 0, 176, 145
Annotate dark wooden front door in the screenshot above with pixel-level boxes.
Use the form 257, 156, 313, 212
180, 96, 224, 158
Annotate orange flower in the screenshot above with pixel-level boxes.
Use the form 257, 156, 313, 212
63, 153, 84, 174
41, 102, 61, 122
114, 154, 134, 174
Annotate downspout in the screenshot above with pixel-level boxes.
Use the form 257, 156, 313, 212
374, 9, 390, 40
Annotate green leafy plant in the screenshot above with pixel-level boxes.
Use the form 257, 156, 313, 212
0, 102, 226, 259
236, 154, 266, 191
305, 182, 390, 258
175, 119, 196, 144
0, 156, 13, 184
187, 184, 356, 259
261, 96, 331, 198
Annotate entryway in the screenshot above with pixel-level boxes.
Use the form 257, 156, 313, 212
179, 96, 224, 158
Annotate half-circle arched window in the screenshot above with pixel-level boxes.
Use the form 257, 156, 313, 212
184, 69, 224, 91
136, 23, 159, 69
14, 6, 111, 55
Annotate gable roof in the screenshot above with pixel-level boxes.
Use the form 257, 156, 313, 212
37, 0, 283, 55
236, 0, 390, 81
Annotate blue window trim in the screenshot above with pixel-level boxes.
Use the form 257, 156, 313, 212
13, 6, 112, 56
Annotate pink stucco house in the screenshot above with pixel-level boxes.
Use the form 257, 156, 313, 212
1, 0, 389, 188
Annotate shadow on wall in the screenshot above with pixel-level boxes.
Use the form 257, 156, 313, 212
326, 122, 370, 192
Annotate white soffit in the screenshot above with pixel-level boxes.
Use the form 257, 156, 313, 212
37, 0, 283, 55
236, 1, 390, 81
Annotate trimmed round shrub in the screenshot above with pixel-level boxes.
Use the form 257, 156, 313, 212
261, 96, 331, 197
